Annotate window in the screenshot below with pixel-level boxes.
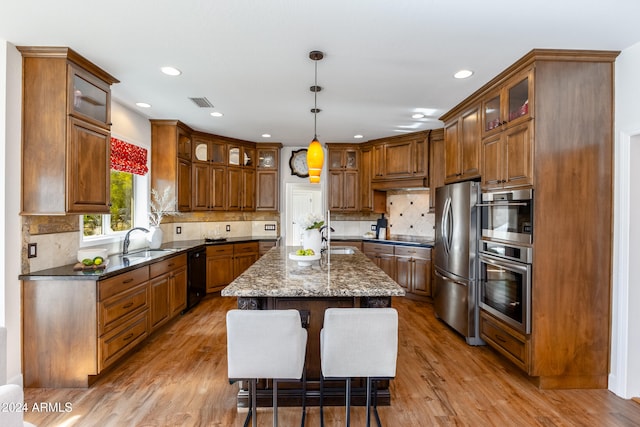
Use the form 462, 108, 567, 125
83, 170, 134, 237
82, 136, 149, 241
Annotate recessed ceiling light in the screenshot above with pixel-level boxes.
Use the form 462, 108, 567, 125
262, 134, 271, 138
161, 66, 182, 76
210, 112, 223, 117
411, 113, 425, 119
454, 69, 473, 79
135, 102, 151, 108
354, 134, 364, 139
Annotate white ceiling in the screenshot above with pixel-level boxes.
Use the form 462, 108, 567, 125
2, 0, 640, 146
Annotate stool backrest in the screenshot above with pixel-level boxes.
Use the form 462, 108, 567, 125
227, 309, 307, 380
321, 308, 398, 378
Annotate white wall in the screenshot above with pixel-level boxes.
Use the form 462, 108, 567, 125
611, 40, 640, 399
1, 41, 24, 384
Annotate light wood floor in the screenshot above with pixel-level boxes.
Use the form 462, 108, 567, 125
24, 295, 640, 426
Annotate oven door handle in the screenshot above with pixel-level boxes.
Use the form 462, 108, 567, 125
479, 253, 530, 273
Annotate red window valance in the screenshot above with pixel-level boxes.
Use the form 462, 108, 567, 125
110, 137, 148, 176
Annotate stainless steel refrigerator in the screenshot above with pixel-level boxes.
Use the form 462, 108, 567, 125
433, 181, 484, 345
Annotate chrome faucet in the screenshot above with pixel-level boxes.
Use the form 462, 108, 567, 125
319, 225, 335, 254
122, 227, 149, 255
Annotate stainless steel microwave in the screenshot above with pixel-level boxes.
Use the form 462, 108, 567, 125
479, 189, 533, 244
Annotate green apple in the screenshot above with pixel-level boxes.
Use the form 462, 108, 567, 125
296, 249, 305, 256
305, 249, 315, 256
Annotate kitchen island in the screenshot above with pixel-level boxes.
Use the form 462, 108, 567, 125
221, 245, 405, 408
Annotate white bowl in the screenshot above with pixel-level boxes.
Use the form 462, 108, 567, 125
77, 248, 109, 262
289, 252, 321, 266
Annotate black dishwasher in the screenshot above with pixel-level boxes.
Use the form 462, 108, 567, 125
184, 247, 206, 313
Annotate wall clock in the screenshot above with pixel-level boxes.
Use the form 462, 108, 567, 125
289, 149, 309, 178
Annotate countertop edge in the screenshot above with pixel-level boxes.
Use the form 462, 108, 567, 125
20, 236, 280, 280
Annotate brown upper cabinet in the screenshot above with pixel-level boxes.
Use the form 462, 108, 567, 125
369, 131, 430, 190
226, 141, 256, 211
358, 143, 386, 213
192, 133, 225, 164
327, 144, 359, 212
479, 69, 534, 190
19, 46, 119, 215
428, 128, 445, 212
191, 133, 227, 211
256, 143, 282, 212
481, 68, 534, 137
150, 120, 192, 212
228, 143, 255, 168
481, 120, 533, 190
442, 105, 481, 184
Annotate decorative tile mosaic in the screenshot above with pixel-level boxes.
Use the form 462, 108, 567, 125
386, 190, 435, 238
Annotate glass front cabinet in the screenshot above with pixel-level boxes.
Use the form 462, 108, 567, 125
482, 68, 533, 137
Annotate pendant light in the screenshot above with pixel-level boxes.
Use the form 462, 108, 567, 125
307, 50, 324, 184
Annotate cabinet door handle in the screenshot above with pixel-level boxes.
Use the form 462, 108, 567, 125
122, 278, 134, 284
122, 302, 134, 309
123, 333, 134, 341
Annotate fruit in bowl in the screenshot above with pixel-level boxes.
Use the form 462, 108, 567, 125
295, 249, 315, 256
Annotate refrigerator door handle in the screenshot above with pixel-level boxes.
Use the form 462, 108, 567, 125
442, 197, 453, 256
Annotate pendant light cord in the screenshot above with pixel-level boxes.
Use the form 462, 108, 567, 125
314, 59, 318, 139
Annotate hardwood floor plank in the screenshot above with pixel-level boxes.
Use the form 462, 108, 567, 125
23, 295, 640, 426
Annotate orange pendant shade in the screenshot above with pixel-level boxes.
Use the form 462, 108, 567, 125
307, 138, 324, 183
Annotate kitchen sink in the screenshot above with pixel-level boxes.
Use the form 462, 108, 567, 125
328, 246, 356, 255
122, 248, 178, 258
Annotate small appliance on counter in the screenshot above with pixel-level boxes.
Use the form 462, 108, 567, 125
376, 214, 388, 239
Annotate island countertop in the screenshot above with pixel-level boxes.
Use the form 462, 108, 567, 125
221, 245, 405, 298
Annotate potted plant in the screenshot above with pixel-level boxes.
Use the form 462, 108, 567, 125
298, 213, 324, 255
148, 187, 178, 249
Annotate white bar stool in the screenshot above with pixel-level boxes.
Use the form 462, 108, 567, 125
227, 309, 308, 427
320, 308, 398, 427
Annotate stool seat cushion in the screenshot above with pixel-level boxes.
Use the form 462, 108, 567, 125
321, 308, 398, 378
227, 309, 307, 380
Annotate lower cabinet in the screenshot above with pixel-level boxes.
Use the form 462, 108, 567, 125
259, 240, 278, 257
149, 254, 187, 331
480, 309, 529, 372
97, 267, 150, 372
394, 246, 432, 298
363, 242, 396, 280
363, 242, 432, 300
233, 242, 259, 277
206, 241, 260, 293
207, 244, 235, 292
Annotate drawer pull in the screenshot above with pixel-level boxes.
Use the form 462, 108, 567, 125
495, 334, 507, 343
168, 263, 175, 267
122, 302, 134, 309
122, 278, 134, 284
123, 333, 134, 341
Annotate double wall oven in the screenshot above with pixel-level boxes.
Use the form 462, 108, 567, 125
478, 189, 533, 334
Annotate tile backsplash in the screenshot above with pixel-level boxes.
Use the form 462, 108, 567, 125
386, 190, 434, 238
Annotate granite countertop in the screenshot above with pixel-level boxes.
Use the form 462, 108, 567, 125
332, 235, 434, 247
221, 245, 405, 298
20, 236, 279, 281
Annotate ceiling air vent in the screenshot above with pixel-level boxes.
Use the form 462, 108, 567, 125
189, 97, 214, 108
